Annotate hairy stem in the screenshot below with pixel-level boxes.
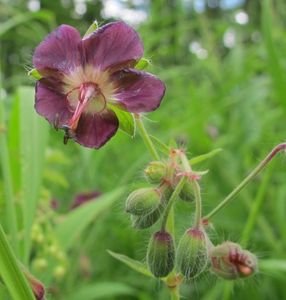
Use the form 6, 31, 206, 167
161, 176, 187, 231
180, 151, 202, 227
135, 114, 160, 161
169, 286, 180, 300
204, 143, 286, 220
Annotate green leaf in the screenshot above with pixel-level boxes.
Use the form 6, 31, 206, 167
0, 10, 56, 37
27, 69, 42, 80
83, 20, 99, 38
55, 188, 124, 250
66, 282, 136, 300
189, 148, 223, 166
260, 259, 286, 276
149, 135, 169, 155
108, 250, 154, 278
18, 86, 49, 264
109, 105, 135, 136
135, 58, 151, 70
43, 168, 69, 188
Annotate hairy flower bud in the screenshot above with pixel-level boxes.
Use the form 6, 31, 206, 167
209, 241, 258, 280
131, 206, 162, 229
179, 180, 194, 202
147, 230, 175, 278
125, 188, 161, 216
144, 161, 167, 184
176, 227, 208, 278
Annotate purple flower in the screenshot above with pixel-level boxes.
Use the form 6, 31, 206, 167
70, 191, 101, 210
33, 21, 165, 148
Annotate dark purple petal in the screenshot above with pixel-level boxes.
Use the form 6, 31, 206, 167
33, 25, 82, 74
35, 80, 72, 127
74, 110, 119, 148
82, 21, 143, 71
111, 69, 166, 113
70, 191, 101, 210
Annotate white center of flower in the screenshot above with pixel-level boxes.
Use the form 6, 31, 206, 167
62, 65, 116, 130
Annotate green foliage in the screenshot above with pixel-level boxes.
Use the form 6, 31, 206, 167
1, 0, 286, 299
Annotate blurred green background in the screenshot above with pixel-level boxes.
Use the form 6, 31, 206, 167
1, 0, 286, 299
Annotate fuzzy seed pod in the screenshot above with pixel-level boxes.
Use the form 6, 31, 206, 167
144, 161, 167, 184
209, 241, 258, 280
147, 231, 175, 277
125, 187, 161, 216
131, 205, 162, 229
176, 227, 208, 278
179, 180, 194, 202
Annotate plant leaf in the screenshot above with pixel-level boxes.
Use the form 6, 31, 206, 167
66, 282, 136, 300
108, 250, 154, 278
189, 148, 223, 166
18, 86, 49, 263
55, 188, 124, 250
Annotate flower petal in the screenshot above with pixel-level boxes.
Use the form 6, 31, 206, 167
83, 21, 143, 70
35, 80, 72, 127
74, 110, 119, 148
111, 69, 166, 113
33, 25, 82, 75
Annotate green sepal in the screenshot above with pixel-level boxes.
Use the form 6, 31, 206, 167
27, 68, 42, 80
83, 20, 99, 38
108, 104, 135, 136
135, 58, 151, 70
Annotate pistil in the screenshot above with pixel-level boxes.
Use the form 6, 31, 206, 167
68, 83, 98, 130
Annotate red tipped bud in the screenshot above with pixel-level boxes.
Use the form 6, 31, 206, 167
125, 187, 161, 216
144, 161, 167, 184
209, 241, 258, 280
176, 228, 208, 278
147, 230, 175, 278
23, 270, 45, 300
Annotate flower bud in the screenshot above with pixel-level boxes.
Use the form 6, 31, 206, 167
209, 241, 257, 280
144, 161, 167, 184
23, 269, 45, 300
179, 180, 194, 202
147, 231, 175, 277
176, 228, 208, 278
125, 188, 161, 216
131, 206, 162, 229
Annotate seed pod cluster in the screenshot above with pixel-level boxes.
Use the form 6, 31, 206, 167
125, 161, 173, 229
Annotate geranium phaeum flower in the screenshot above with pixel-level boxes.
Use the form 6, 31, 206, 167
33, 21, 165, 148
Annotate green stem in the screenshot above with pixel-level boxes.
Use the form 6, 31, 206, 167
169, 286, 180, 300
161, 177, 187, 231
0, 98, 18, 255
192, 180, 202, 227
0, 224, 35, 300
180, 152, 202, 227
135, 114, 160, 161
204, 143, 286, 220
